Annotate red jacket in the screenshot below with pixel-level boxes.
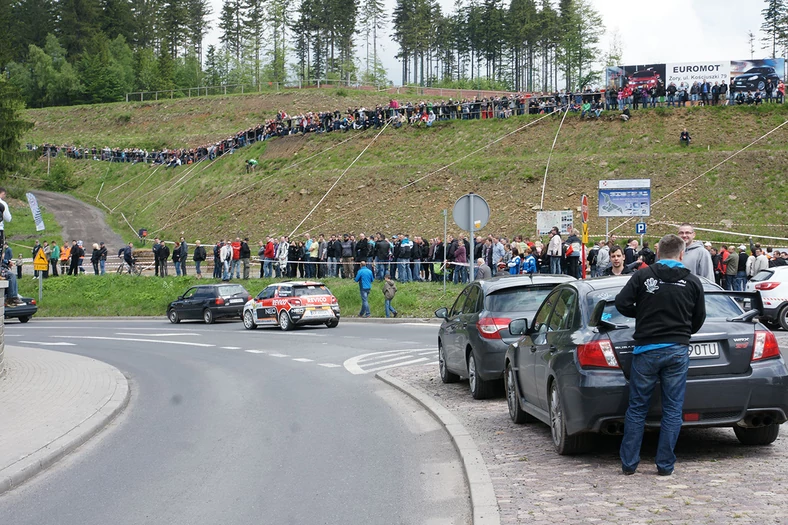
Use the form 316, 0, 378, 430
231, 241, 241, 260
264, 241, 275, 259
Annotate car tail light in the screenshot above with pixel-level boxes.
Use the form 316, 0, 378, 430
290, 298, 302, 306
755, 282, 780, 291
476, 317, 511, 339
247, 295, 252, 301
752, 330, 781, 361
331, 296, 338, 304
215, 297, 225, 306
30, 300, 36, 306
577, 339, 620, 369
683, 413, 700, 422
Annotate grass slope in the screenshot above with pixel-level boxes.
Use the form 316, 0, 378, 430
19, 90, 788, 247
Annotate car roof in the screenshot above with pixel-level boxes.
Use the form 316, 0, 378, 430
273, 280, 326, 287
475, 274, 576, 294
568, 274, 724, 294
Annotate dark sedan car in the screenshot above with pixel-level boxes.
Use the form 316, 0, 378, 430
168, 284, 251, 324
435, 274, 575, 399
4, 296, 37, 323
731, 67, 781, 92
504, 276, 788, 455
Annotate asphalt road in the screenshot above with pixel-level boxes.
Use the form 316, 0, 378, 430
0, 319, 470, 525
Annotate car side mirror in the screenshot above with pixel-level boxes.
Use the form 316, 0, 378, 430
435, 307, 448, 319
588, 300, 606, 327
177, 295, 184, 301
508, 318, 528, 336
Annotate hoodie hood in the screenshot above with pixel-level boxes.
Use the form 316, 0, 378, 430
651, 262, 692, 283
685, 240, 704, 253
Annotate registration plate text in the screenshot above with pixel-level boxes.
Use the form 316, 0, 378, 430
689, 342, 719, 359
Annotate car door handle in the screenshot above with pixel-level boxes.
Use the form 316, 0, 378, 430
530, 346, 537, 353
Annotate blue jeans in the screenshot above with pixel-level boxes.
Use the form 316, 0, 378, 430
620, 344, 689, 474
223, 260, 231, 280
263, 259, 273, 278
359, 289, 371, 316
375, 258, 388, 280
385, 299, 397, 317
304, 255, 312, 278
397, 258, 411, 283
735, 271, 747, 291
232, 259, 240, 279
412, 260, 422, 281
99, 259, 105, 275
174, 261, 181, 276
195, 260, 202, 276
550, 256, 562, 274
453, 264, 467, 284
667, 94, 675, 107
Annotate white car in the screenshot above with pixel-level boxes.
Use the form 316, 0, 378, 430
747, 266, 788, 330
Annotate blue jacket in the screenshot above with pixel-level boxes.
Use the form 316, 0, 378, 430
522, 255, 537, 274
355, 266, 374, 290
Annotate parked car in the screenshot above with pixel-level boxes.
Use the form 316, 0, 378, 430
243, 281, 340, 331
4, 296, 37, 323
504, 276, 788, 455
747, 266, 788, 330
731, 66, 781, 93
627, 68, 661, 89
434, 274, 575, 399
167, 284, 251, 324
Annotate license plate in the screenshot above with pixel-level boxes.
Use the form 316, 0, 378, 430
689, 342, 719, 359
229, 299, 243, 304
305, 309, 331, 318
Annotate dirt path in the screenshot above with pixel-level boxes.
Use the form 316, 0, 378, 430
33, 191, 125, 252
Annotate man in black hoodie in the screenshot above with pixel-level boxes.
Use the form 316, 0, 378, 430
615, 234, 706, 477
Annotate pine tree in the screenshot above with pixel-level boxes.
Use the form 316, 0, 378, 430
100, 0, 137, 44
0, 78, 34, 176
185, 0, 212, 63
359, 0, 387, 81
761, 0, 787, 58
244, 0, 266, 87
219, 0, 245, 62
57, 0, 103, 59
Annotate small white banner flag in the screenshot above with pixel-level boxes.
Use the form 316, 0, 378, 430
25, 192, 46, 232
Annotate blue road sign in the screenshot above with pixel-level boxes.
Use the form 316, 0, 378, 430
636, 222, 647, 235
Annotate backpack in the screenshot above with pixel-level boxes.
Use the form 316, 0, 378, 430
587, 248, 598, 265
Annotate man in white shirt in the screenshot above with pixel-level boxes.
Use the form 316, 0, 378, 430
0, 187, 11, 249
547, 227, 563, 274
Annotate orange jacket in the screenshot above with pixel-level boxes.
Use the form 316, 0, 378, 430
60, 245, 70, 261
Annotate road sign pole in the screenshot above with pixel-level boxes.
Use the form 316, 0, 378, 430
469, 194, 474, 282
443, 209, 447, 294
38, 273, 42, 303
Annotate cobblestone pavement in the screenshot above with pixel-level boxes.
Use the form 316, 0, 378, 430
0, 345, 129, 493
388, 333, 788, 525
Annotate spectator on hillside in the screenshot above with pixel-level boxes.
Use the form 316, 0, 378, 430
620, 105, 631, 121
680, 128, 691, 146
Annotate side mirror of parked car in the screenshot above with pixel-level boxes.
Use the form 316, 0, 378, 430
508, 318, 528, 336
177, 295, 184, 301
434, 307, 448, 319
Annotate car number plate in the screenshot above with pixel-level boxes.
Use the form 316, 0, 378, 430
689, 342, 719, 359
305, 309, 330, 318
229, 298, 243, 304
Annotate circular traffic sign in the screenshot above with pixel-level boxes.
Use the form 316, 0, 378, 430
452, 193, 490, 232
581, 194, 589, 224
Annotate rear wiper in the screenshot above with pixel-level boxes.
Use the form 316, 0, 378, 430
726, 309, 760, 323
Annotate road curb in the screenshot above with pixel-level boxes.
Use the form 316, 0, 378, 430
0, 364, 131, 496
376, 370, 501, 525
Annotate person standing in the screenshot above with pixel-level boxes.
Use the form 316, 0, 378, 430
213, 241, 222, 279
179, 237, 188, 276
159, 241, 170, 277
383, 274, 398, 318
723, 246, 738, 291
547, 227, 563, 274
32, 240, 41, 278
67, 240, 81, 275
49, 240, 60, 277
240, 237, 251, 280
615, 234, 706, 476
354, 260, 374, 318
677, 223, 714, 281
475, 258, 492, 280
91, 243, 101, 275
172, 241, 182, 276
231, 237, 242, 279
193, 240, 206, 278
42, 241, 51, 278
60, 241, 70, 275
263, 237, 275, 278
0, 187, 11, 249
152, 238, 161, 276
98, 242, 107, 275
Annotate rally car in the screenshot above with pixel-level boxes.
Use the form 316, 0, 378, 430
243, 281, 341, 331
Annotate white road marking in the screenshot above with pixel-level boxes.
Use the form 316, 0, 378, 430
268, 353, 290, 357
54, 335, 215, 347
115, 332, 200, 337
221, 346, 242, 350
292, 358, 313, 362
363, 358, 430, 373
318, 363, 341, 368
343, 349, 433, 375
244, 349, 267, 354
18, 341, 76, 346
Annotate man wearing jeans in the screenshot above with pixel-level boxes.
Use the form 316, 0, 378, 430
615, 234, 706, 476
354, 261, 373, 318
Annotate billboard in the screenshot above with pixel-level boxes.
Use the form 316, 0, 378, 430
606, 58, 786, 91
536, 211, 573, 236
598, 179, 651, 218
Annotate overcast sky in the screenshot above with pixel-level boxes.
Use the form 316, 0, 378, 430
205, 0, 770, 84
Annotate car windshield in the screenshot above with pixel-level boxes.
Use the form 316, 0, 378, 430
587, 290, 744, 326
485, 285, 554, 312
632, 70, 654, 78
218, 285, 248, 297
294, 286, 331, 297
745, 68, 770, 74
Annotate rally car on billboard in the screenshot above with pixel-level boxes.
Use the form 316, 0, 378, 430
243, 281, 341, 331
627, 68, 661, 89
731, 66, 781, 92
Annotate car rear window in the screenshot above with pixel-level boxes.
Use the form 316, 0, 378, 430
484, 285, 554, 313
218, 285, 248, 297
294, 286, 331, 297
750, 270, 774, 283
587, 291, 744, 325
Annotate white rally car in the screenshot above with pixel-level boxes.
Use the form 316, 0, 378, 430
747, 266, 788, 330
243, 281, 341, 331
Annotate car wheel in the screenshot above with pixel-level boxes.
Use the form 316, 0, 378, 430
757, 80, 765, 91
168, 309, 180, 324
468, 351, 494, 400
279, 311, 293, 331
506, 362, 534, 424
325, 319, 339, 328
439, 341, 460, 383
733, 423, 780, 446
203, 308, 214, 324
243, 310, 257, 330
548, 381, 594, 455
778, 304, 788, 331
18, 316, 30, 323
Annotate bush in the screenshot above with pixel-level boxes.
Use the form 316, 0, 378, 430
43, 158, 80, 191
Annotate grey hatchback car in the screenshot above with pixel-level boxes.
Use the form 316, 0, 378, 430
435, 274, 575, 399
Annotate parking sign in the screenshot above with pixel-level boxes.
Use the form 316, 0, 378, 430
636, 222, 647, 235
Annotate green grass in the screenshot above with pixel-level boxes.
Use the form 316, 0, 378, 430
17, 274, 465, 318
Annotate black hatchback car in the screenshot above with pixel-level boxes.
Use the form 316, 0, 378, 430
731, 66, 781, 92
504, 276, 788, 455
4, 296, 37, 323
168, 284, 251, 324
435, 274, 575, 399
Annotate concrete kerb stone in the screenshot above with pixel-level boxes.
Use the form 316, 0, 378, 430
0, 359, 130, 496
376, 370, 501, 525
